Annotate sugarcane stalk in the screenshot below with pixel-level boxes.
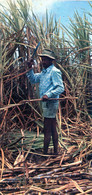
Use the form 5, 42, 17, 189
0, 31, 3, 104
0, 96, 78, 110
22, 96, 78, 103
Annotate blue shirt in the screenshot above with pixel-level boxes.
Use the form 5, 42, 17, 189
26, 64, 64, 118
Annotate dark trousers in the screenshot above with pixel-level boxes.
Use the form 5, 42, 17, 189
43, 117, 58, 154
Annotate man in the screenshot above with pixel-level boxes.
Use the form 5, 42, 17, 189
26, 49, 64, 155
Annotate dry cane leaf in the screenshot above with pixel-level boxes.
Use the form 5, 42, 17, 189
25, 185, 47, 194
62, 160, 82, 168
71, 179, 84, 193
0, 191, 3, 195
0, 148, 4, 178
50, 183, 70, 193
60, 151, 66, 166
67, 145, 76, 154
14, 152, 24, 166
21, 128, 24, 137
76, 188, 92, 195
38, 193, 41, 195
4, 158, 13, 169
37, 125, 39, 137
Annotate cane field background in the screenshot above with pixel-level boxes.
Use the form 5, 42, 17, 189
0, 0, 92, 194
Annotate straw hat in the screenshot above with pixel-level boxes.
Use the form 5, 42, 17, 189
38, 49, 55, 60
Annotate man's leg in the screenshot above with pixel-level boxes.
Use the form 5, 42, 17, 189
51, 118, 58, 154
43, 118, 51, 154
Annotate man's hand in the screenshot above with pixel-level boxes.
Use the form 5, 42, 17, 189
42, 95, 49, 101
27, 58, 34, 69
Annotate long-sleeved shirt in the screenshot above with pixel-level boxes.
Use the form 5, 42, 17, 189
26, 64, 64, 118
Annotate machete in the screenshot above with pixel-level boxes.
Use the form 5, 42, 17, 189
31, 41, 41, 58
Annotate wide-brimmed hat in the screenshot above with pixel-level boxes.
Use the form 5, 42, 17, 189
38, 49, 55, 60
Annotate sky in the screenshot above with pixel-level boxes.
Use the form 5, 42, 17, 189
0, 0, 92, 26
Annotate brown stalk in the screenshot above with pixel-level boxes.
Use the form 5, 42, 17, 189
0, 96, 78, 111
0, 81, 13, 129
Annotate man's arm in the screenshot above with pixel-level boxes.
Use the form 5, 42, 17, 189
26, 59, 41, 84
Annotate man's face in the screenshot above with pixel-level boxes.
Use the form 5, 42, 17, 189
41, 56, 52, 69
